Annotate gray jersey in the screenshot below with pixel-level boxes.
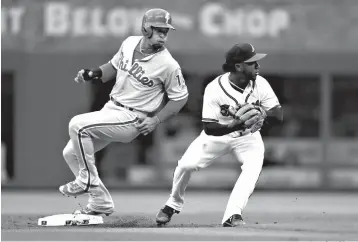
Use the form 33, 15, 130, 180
110, 36, 188, 113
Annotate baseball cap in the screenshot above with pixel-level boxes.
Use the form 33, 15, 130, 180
225, 43, 266, 64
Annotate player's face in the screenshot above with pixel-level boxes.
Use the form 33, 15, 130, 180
149, 27, 169, 49
242, 61, 260, 80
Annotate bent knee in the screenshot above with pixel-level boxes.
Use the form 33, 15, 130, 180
62, 142, 74, 162
177, 161, 199, 172
68, 115, 83, 135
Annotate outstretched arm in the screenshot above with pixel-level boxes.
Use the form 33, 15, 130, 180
99, 63, 117, 82
74, 63, 117, 83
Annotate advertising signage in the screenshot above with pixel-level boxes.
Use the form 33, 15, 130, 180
2, 0, 358, 53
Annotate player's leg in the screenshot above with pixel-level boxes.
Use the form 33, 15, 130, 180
62, 140, 114, 215
156, 132, 230, 225
222, 133, 264, 226
61, 105, 140, 196
63, 139, 110, 176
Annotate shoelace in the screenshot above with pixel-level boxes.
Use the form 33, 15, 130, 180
68, 182, 80, 191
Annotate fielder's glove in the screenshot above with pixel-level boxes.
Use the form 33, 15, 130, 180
233, 103, 267, 133
74, 69, 102, 83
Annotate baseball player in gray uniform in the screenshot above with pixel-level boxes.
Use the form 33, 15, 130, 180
156, 43, 283, 227
59, 8, 188, 216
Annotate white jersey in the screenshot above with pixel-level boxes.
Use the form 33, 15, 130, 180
109, 36, 188, 113
202, 72, 280, 136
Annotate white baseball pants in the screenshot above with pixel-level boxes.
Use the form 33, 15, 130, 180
164, 130, 264, 224
62, 100, 146, 209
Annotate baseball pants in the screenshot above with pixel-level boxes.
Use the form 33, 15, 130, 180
164, 130, 264, 224
62, 100, 146, 209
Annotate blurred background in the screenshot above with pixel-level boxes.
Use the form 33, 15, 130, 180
1, 0, 358, 191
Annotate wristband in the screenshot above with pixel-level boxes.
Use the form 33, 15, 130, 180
82, 68, 102, 81
90, 68, 103, 79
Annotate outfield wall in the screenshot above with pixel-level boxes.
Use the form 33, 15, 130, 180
2, 0, 358, 190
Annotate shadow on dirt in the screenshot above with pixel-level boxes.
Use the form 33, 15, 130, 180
1, 215, 220, 230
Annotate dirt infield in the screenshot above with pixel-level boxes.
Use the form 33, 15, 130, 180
2, 190, 358, 240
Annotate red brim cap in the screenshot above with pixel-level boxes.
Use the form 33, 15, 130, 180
244, 53, 267, 62
151, 23, 176, 30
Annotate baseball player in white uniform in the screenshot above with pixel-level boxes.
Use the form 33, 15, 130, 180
59, 9, 188, 216
156, 43, 283, 227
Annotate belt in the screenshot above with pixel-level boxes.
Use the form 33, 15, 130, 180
110, 96, 134, 111
229, 130, 250, 138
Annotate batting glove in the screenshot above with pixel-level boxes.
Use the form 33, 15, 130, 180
74, 68, 103, 83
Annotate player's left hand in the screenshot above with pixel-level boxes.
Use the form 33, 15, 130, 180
135, 116, 161, 136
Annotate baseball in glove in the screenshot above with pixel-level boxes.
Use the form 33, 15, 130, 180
233, 103, 267, 133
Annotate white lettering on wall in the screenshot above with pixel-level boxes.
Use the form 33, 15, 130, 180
246, 9, 266, 38
1, 7, 26, 34
43, 2, 144, 37
269, 9, 290, 37
44, 2, 69, 36
92, 8, 106, 36
72, 7, 88, 36
199, 3, 222, 36
107, 8, 129, 36
199, 3, 290, 38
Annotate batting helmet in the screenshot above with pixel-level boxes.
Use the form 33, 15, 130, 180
141, 8, 175, 38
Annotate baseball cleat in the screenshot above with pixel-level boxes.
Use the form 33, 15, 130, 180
223, 214, 246, 227
156, 205, 179, 226
59, 181, 88, 198
77, 206, 114, 216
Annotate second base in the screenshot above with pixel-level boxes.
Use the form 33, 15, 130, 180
38, 213, 104, 226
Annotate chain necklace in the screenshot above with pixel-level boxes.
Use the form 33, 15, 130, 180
138, 40, 161, 56
139, 42, 150, 55
229, 80, 246, 92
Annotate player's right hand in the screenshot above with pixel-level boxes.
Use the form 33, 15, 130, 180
135, 116, 161, 136
74, 69, 93, 83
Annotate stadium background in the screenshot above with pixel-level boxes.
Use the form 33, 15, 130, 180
2, 0, 358, 191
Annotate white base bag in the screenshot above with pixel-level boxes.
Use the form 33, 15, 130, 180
38, 212, 104, 226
